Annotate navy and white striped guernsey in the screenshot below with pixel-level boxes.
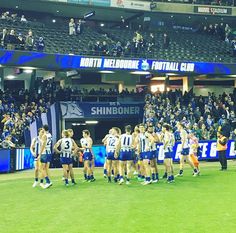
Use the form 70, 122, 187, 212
120, 134, 133, 151
60, 138, 73, 158
139, 133, 151, 153
80, 138, 91, 152
45, 132, 52, 154
106, 135, 118, 153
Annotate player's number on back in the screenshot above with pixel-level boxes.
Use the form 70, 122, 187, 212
65, 140, 70, 150
109, 139, 115, 147
47, 137, 52, 146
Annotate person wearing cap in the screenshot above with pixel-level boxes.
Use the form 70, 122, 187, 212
217, 130, 228, 171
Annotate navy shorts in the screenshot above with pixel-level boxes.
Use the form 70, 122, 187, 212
107, 152, 117, 160
60, 157, 73, 165
164, 151, 173, 159
40, 154, 48, 164
83, 152, 93, 161
119, 151, 133, 161
181, 148, 190, 156
47, 154, 52, 163
151, 150, 157, 159
140, 151, 152, 160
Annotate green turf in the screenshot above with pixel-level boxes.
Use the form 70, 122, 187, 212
0, 161, 236, 233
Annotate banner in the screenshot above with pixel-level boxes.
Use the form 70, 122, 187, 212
1, 50, 236, 75
157, 140, 235, 162
60, 101, 144, 119
110, 0, 151, 11
0, 149, 10, 173
68, 0, 110, 6
93, 140, 236, 166
194, 6, 232, 15
16, 149, 34, 171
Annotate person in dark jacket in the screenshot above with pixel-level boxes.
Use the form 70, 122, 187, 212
35, 37, 45, 52
16, 33, 25, 50
217, 131, 228, 171
6, 29, 17, 50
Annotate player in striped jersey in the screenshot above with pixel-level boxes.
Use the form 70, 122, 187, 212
30, 128, 43, 188
105, 128, 119, 183
102, 129, 113, 178
177, 122, 199, 177
80, 130, 95, 182
137, 123, 155, 185
38, 128, 52, 189
132, 126, 141, 177
116, 125, 134, 185
43, 125, 52, 179
147, 125, 160, 183
54, 130, 78, 186
162, 124, 175, 183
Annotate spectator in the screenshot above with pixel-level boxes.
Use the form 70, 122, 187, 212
76, 19, 83, 35
20, 15, 27, 22
6, 29, 17, 50
112, 41, 123, 57
69, 18, 76, 36
1, 135, 15, 149
94, 41, 102, 56
25, 30, 34, 51
0, 28, 7, 49
16, 33, 25, 50
101, 41, 109, 56
35, 37, 45, 52
163, 33, 170, 49
147, 33, 155, 53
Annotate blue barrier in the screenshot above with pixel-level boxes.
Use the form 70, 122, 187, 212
92, 140, 236, 164
0, 140, 235, 172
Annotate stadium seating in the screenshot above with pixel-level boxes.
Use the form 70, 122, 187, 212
0, 18, 235, 63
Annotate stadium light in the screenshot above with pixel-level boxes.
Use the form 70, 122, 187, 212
24, 69, 33, 74
99, 70, 115, 74
52, 19, 56, 23
6, 75, 15, 80
100, 23, 104, 27
72, 123, 86, 126
151, 84, 165, 93
85, 121, 98, 124
130, 71, 150, 75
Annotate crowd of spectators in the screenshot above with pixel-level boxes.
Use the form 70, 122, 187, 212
0, 88, 51, 147
0, 80, 145, 147
144, 90, 236, 140
68, 18, 84, 36
86, 31, 169, 58
0, 11, 45, 52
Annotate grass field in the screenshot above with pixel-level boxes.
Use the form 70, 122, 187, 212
0, 161, 236, 233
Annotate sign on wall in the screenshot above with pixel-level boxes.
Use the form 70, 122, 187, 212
1, 50, 236, 75
110, 0, 151, 11
194, 6, 232, 15
60, 102, 144, 119
67, 0, 110, 6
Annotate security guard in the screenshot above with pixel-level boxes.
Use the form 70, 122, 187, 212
217, 131, 228, 171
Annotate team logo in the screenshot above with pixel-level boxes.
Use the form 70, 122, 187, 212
61, 102, 84, 118
141, 60, 150, 71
